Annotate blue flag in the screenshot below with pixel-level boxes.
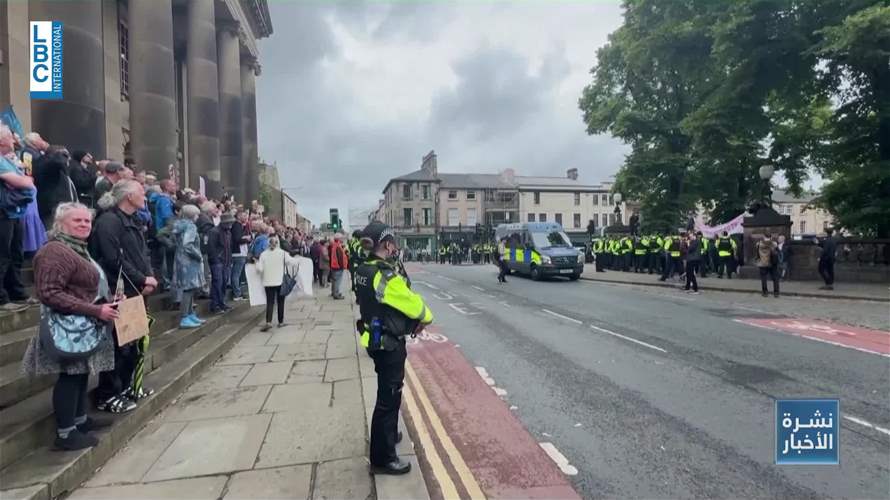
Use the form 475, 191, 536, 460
0, 106, 24, 139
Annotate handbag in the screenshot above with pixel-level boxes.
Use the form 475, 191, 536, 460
38, 305, 105, 361
280, 253, 297, 297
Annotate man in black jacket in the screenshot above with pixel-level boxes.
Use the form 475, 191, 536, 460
69, 151, 98, 208
816, 228, 838, 290
90, 179, 157, 413
207, 212, 234, 313
32, 146, 78, 230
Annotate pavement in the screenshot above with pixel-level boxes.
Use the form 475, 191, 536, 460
406, 262, 889, 499
580, 266, 889, 302
67, 292, 429, 500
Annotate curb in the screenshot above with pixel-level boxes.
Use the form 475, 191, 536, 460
580, 276, 889, 303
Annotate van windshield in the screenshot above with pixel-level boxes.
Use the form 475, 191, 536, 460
530, 230, 572, 249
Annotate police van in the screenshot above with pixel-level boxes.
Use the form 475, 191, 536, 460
495, 222, 584, 280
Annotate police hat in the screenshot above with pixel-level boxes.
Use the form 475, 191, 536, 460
362, 221, 395, 247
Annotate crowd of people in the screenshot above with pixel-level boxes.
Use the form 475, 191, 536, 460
0, 122, 323, 451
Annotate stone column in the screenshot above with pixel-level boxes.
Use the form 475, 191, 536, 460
185, 0, 220, 195
128, 0, 177, 178
216, 21, 243, 201
29, 0, 105, 156
240, 56, 259, 205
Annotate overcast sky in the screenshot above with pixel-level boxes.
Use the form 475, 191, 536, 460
256, 0, 629, 227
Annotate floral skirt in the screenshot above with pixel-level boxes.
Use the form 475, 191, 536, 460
21, 326, 115, 376
21, 200, 47, 253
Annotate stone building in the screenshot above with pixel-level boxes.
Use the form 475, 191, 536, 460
0, 0, 272, 202
381, 151, 622, 251
773, 189, 835, 238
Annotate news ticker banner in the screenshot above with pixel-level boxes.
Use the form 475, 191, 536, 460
776, 399, 839, 465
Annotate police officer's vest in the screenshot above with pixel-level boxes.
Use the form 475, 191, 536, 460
636, 238, 648, 255
355, 259, 413, 351
593, 239, 603, 253
669, 238, 681, 257
717, 237, 733, 257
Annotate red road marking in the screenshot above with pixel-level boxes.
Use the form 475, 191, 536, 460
408, 331, 581, 499
735, 318, 890, 356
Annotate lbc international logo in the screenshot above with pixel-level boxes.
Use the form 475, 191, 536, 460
776, 399, 839, 465
29, 21, 63, 100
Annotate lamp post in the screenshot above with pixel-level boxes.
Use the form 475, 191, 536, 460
758, 165, 775, 208
613, 192, 623, 225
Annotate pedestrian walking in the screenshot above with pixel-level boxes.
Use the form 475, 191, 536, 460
816, 228, 837, 290
22, 202, 117, 450
172, 205, 206, 328
756, 233, 780, 297
355, 222, 433, 475
256, 236, 299, 331
318, 238, 330, 286
683, 232, 701, 294
496, 237, 509, 283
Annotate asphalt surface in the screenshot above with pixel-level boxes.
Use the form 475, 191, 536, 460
408, 262, 890, 499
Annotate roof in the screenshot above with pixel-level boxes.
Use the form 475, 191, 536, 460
438, 173, 515, 189
515, 176, 607, 191
383, 169, 440, 194
773, 189, 817, 204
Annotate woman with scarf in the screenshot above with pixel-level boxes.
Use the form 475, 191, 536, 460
21, 202, 120, 450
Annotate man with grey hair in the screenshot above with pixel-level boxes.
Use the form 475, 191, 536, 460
90, 179, 157, 413
94, 161, 128, 203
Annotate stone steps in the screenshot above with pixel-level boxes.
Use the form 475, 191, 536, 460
0, 304, 262, 500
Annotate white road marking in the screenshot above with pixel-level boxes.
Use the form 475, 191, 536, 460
448, 303, 479, 316
539, 442, 579, 476
499, 301, 512, 308
492, 387, 508, 396
509, 405, 518, 410
843, 415, 890, 437
433, 291, 454, 301
734, 319, 890, 358
472, 285, 486, 292
541, 309, 583, 325
419, 281, 440, 290
475, 367, 496, 386
589, 324, 668, 353
734, 305, 770, 315
439, 276, 458, 282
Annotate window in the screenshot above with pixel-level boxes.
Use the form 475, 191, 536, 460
574, 213, 581, 228
466, 191, 476, 200
608, 194, 614, 205
534, 192, 541, 205
422, 185, 430, 200
593, 194, 599, 206
800, 220, 807, 233
601, 213, 609, 227
403, 208, 413, 226
448, 208, 459, 226
448, 190, 457, 200
402, 184, 412, 200
601, 194, 608, 205
528, 213, 536, 222
118, 6, 130, 99
539, 213, 547, 222
467, 208, 477, 226
574, 193, 581, 206
555, 213, 563, 226
423, 208, 432, 226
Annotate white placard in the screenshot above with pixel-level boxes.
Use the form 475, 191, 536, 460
245, 263, 266, 306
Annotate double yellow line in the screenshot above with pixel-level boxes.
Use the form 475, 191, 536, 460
403, 361, 486, 500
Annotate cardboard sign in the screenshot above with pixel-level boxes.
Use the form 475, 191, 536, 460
114, 296, 150, 346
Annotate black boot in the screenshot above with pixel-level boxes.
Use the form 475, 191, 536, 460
370, 458, 412, 475
54, 429, 99, 451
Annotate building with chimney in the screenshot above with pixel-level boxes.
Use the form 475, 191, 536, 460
381, 151, 624, 251
0, 0, 272, 202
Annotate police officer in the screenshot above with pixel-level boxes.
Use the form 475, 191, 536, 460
355, 222, 433, 475
592, 236, 605, 272
716, 230, 737, 279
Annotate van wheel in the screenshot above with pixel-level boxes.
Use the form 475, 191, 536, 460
530, 266, 543, 281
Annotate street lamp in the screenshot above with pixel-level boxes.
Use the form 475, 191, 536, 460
613, 192, 623, 225
758, 165, 775, 207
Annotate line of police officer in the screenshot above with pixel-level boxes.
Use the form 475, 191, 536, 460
591, 230, 740, 280
437, 241, 496, 265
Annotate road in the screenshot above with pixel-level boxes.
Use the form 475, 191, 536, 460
404, 262, 890, 499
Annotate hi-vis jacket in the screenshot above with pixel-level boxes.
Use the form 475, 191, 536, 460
592, 238, 604, 253
355, 258, 433, 350
717, 237, 737, 257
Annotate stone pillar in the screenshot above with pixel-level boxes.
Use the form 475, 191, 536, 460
241, 56, 259, 205
128, 0, 177, 178
216, 21, 243, 201
29, 0, 105, 156
185, 0, 220, 195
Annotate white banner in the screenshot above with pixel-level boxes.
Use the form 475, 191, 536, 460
695, 213, 745, 239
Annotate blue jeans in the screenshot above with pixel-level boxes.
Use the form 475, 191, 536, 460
210, 263, 228, 311
230, 256, 247, 298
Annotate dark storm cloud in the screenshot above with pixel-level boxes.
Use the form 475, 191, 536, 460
256, 1, 629, 226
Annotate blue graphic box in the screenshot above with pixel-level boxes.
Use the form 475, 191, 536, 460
776, 399, 839, 465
